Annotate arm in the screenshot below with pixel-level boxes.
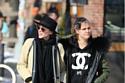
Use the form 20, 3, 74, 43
17, 38, 34, 81
94, 55, 110, 83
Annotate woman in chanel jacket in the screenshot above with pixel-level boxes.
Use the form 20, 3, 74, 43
59, 17, 110, 83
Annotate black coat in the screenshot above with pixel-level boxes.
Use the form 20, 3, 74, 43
59, 36, 110, 83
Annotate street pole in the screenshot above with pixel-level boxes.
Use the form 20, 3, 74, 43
0, 43, 4, 76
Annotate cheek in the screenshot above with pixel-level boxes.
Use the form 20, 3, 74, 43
38, 32, 43, 38
76, 30, 80, 34
38, 30, 42, 34
80, 31, 91, 37
38, 30, 44, 35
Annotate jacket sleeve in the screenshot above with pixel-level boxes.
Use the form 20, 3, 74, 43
94, 55, 110, 83
17, 38, 34, 81
58, 43, 66, 83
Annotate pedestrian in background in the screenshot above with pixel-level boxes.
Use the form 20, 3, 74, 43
0, 11, 3, 42
1, 16, 9, 37
59, 17, 110, 83
17, 14, 65, 83
47, 4, 59, 22
23, 14, 41, 42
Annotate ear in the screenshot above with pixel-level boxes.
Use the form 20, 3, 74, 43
74, 28, 79, 34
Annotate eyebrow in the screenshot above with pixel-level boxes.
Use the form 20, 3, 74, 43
80, 27, 90, 30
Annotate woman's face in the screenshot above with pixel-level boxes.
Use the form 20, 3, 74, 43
37, 25, 53, 39
76, 22, 92, 40
49, 13, 58, 22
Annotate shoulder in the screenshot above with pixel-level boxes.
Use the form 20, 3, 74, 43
58, 38, 70, 50
23, 38, 34, 46
24, 38, 34, 43
92, 37, 110, 52
58, 38, 69, 44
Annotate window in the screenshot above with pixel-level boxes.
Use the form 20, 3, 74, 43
70, 0, 88, 5
43, 0, 62, 2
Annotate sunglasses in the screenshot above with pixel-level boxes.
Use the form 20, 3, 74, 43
36, 24, 46, 32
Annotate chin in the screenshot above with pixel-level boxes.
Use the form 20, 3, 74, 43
84, 37, 90, 40
39, 36, 44, 39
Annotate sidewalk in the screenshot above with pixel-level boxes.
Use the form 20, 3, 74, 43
1, 37, 24, 83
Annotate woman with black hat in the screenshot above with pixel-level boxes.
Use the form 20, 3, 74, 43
23, 5, 59, 42
17, 14, 65, 83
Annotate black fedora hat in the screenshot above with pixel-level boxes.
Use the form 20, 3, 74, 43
34, 14, 57, 33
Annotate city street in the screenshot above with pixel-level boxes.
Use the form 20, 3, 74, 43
0, 0, 124, 83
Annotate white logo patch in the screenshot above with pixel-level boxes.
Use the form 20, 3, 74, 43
72, 53, 91, 70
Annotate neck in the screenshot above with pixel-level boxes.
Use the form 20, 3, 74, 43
41, 36, 50, 40
78, 39, 88, 49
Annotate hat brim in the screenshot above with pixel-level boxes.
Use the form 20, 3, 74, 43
33, 20, 41, 25
33, 20, 58, 34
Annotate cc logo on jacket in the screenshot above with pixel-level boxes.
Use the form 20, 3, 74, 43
71, 53, 91, 70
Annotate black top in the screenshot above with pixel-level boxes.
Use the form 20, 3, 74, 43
58, 36, 110, 83
65, 37, 95, 83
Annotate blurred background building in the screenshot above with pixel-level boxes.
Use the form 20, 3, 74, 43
0, 0, 124, 83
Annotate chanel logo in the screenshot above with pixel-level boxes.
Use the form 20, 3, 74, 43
72, 53, 91, 70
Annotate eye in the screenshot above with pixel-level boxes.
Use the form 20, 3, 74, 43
41, 28, 45, 32
87, 27, 90, 29
80, 27, 91, 30
81, 28, 86, 30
